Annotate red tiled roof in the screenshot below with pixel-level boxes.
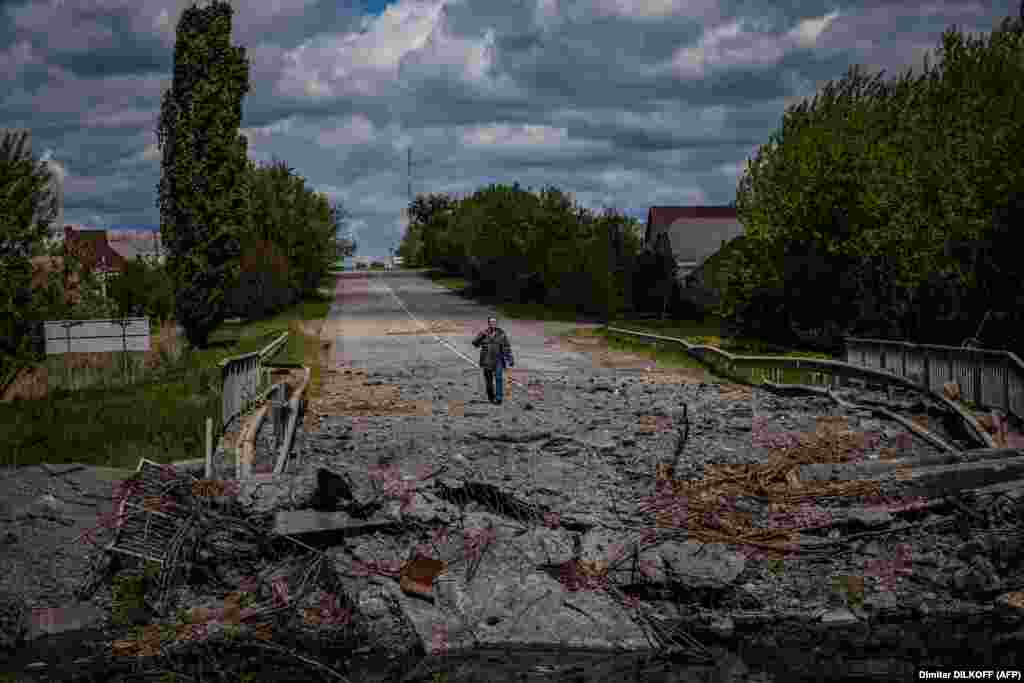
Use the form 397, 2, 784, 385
63, 226, 129, 273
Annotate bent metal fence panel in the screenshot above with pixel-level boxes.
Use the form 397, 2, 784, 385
844, 337, 1024, 423
602, 325, 1011, 424
219, 332, 289, 430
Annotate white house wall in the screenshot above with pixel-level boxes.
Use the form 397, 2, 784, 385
665, 218, 745, 266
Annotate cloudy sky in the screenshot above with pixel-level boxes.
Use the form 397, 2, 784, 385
1, 0, 1016, 259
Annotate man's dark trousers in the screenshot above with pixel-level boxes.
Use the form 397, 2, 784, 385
483, 360, 505, 403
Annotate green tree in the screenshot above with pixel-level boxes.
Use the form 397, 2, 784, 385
240, 157, 341, 296
0, 129, 59, 379
724, 7, 1024, 348
107, 257, 175, 322
156, 0, 250, 349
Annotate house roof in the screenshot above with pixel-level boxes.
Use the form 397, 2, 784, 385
644, 206, 738, 248
109, 239, 160, 262
647, 205, 737, 228
63, 226, 128, 272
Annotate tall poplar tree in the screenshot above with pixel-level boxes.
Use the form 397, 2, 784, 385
156, 0, 250, 349
1, 129, 59, 386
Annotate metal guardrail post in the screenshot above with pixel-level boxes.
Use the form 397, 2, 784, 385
271, 383, 286, 450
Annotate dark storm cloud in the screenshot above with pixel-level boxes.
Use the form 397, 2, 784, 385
1, 0, 1017, 255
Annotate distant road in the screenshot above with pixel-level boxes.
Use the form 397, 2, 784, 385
323, 270, 611, 377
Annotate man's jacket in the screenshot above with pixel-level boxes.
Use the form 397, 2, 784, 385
471, 327, 513, 370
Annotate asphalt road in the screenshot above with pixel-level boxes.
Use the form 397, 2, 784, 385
325, 271, 624, 381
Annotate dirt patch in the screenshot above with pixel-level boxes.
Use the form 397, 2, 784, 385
319, 318, 409, 339
291, 320, 325, 340
2, 365, 48, 402
304, 368, 428, 430
385, 319, 469, 335
719, 383, 755, 401
554, 333, 707, 373
637, 367, 710, 385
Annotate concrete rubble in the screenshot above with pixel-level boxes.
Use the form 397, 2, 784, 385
5, 354, 1024, 680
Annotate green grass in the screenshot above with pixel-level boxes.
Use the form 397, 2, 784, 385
0, 283, 335, 470
600, 316, 839, 385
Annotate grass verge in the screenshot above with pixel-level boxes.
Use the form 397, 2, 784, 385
599, 318, 840, 386
0, 284, 335, 470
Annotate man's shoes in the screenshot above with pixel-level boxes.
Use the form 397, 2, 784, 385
495, 399, 503, 405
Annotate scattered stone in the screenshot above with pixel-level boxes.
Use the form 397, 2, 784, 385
237, 473, 318, 514
272, 509, 400, 540
648, 541, 746, 588
39, 464, 87, 478
952, 556, 1002, 595
708, 614, 735, 637
820, 608, 858, 626
0, 590, 29, 650
846, 508, 894, 529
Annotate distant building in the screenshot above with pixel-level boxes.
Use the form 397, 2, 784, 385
63, 226, 129, 276
643, 206, 745, 281
108, 230, 164, 264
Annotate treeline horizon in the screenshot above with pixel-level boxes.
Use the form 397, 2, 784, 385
400, 8, 1024, 356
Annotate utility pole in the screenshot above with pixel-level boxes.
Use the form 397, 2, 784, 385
406, 146, 430, 208
405, 146, 430, 265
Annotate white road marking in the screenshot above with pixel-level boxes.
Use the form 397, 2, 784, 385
370, 272, 526, 389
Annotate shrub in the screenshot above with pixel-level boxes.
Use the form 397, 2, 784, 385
108, 258, 175, 322
225, 238, 296, 320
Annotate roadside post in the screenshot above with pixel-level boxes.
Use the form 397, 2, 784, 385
271, 383, 287, 450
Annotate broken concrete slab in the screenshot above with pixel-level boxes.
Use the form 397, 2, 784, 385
887, 455, 1024, 498
237, 472, 318, 513
820, 608, 859, 626
800, 448, 1024, 483
392, 564, 652, 656
26, 602, 107, 641
38, 464, 87, 478
273, 509, 401, 539
647, 541, 747, 589
0, 590, 29, 650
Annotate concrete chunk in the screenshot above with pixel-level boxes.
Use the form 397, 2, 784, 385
893, 455, 1024, 498
273, 509, 398, 538
237, 473, 318, 513
27, 602, 106, 640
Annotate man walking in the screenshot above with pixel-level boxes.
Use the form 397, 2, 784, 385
472, 316, 514, 404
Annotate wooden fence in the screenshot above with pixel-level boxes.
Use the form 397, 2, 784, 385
844, 337, 1024, 422
219, 332, 289, 429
